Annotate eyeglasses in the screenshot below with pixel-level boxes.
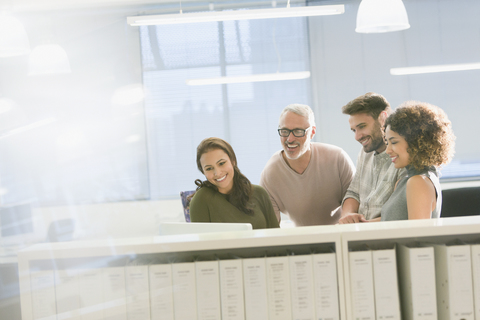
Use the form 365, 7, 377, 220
277, 126, 312, 137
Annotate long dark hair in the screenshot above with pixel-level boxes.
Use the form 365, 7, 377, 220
194, 137, 254, 215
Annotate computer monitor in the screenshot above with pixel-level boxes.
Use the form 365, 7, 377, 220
158, 222, 252, 236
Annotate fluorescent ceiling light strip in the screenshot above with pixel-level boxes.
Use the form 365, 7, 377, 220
391, 62, 480, 75
186, 71, 310, 86
127, 5, 344, 26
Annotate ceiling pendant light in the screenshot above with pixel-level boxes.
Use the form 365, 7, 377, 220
186, 71, 310, 86
0, 15, 30, 57
356, 0, 410, 33
390, 62, 480, 76
127, 4, 344, 26
28, 43, 71, 76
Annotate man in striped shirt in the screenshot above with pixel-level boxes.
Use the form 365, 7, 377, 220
339, 92, 405, 223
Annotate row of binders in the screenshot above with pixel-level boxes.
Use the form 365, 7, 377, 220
349, 241, 480, 320
30, 252, 339, 320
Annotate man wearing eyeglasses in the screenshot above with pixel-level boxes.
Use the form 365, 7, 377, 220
259, 103, 355, 226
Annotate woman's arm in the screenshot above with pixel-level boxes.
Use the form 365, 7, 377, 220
406, 175, 436, 220
256, 186, 280, 228
189, 190, 212, 222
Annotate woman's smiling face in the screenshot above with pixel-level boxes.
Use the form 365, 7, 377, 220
385, 125, 410, 169
200, 148, 235, 194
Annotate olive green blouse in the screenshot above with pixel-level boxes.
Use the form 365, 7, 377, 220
189, 184, 280, 229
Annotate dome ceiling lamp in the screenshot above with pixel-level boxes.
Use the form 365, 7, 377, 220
28, 43, 71, 76
0, 14, 30, 57
356, 0, 410, 33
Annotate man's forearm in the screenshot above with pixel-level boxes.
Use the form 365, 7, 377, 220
342, 198, 360, 216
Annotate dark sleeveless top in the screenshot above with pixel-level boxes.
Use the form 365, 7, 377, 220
381, 166, 441, 221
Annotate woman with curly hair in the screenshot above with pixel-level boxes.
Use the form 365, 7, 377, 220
189, 137, 279, 229
380, 101, 455, 221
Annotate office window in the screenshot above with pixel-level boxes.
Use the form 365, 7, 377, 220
140, 17, 312, 199
0, 10, 148, 207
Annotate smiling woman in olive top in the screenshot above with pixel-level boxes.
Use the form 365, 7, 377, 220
189, 137, 279, 229
380, 101, 455, 221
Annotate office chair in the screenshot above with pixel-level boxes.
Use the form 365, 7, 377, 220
46, 218, 75, 242
180, 190, 196, 222
441, 187, 480, 218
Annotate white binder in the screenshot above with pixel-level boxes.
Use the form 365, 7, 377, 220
149, 264, 174, 320
125, 264, 151, 320
219, 259, 245, 320
172, 262, 197, 320
471, 244, 480, 320
31, 270, 57, 320
243, 257, 269, 320
312, 252, 339, 320
397, 243, 437, 320
195, 260, 221, 320
289, 254, 315, 320
55, 269, 81, 320
266, 256, 292, 320
372, 246, 401, 320
434, 243, 474, 320
102, 266, 127, 320
349, 250, 375, 320
78, 268, 103, 320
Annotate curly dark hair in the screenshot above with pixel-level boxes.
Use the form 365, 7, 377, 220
384, 101, 455, 171
342, 92, 392, 119
194, 137, 254, 215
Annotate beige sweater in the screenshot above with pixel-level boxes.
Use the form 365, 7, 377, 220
260, 142, 355, 226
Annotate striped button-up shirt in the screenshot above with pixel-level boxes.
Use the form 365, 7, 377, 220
343, 149, 406, 220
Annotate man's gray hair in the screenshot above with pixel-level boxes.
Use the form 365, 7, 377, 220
280, 103, 316, 127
